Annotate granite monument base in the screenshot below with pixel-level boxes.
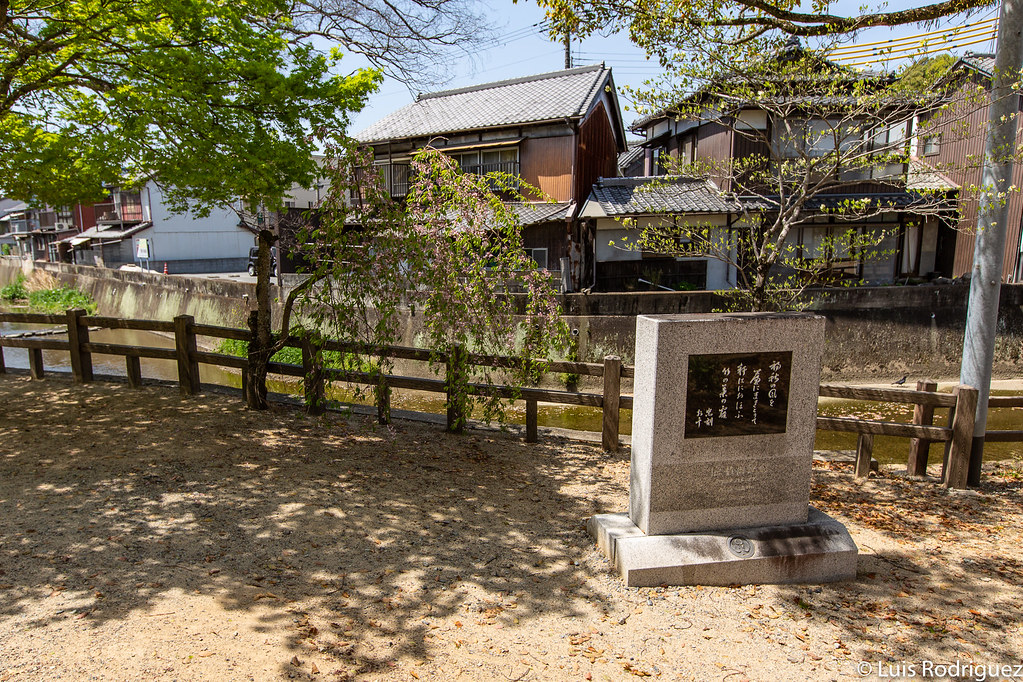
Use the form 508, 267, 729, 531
588, 507, 857, 587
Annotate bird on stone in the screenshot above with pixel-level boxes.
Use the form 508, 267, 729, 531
892, 375, 908, 386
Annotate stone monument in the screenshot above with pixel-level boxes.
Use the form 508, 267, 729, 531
588, 312, 858, 587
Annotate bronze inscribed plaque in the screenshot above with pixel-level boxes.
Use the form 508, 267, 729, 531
684, 351, 792, 438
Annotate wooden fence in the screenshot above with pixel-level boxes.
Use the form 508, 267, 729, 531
0, 310, 632, 453
2, 309, 1019, 489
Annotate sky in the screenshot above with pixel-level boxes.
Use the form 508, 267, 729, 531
343, 1, 1001, 138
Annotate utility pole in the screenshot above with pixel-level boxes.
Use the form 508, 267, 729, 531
565, 29, 572, 69
960, 0, 1023, 485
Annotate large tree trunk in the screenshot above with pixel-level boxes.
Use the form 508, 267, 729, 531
245, 229, 277, 409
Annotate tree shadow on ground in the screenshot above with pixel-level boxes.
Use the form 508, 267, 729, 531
769, 464, 1023, 668
0, 374, 627, 678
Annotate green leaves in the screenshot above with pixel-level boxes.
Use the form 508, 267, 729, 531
290, 141, 569, 424
1, 0, 381, 209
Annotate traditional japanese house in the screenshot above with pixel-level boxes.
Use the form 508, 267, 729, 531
353, 64, 628, 291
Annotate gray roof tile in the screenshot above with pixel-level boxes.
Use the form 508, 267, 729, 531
588, 176, 740, 215
617, 142, 645, 174
505, 201, 573, 225
355, 65, 611, 143
962, 52, 996, 76
907, 157, 959, 192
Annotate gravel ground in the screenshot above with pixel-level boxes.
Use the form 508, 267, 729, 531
1, 374, 1021, 681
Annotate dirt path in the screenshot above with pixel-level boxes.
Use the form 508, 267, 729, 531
1, 374, 1021, 681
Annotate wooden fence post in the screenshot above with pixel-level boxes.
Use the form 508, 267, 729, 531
526, 398, 538, 443
125, 356, 143, 388
376, 374, 391, 425
906, 379, 938, 477
855, 434, 874, 479
602, 355, 622, 452
66, 308, 92, 383
173, 315, 200, 396
944, 384, 979, 489
301, 339, 326, 416
28, 347, 44, 379
446, 343, 466, 433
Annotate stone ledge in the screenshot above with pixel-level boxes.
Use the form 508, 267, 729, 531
588, 506, 858, 587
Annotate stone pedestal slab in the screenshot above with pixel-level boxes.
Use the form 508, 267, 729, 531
588, 312, 858, 587
589, 507, 857, 587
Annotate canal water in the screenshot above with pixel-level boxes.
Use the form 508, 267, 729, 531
2, 317, 1020, 463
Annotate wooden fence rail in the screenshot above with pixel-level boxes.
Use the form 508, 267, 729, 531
1, 310, 1018, 489
816, 381, 984, 488
0, 310, 630, 451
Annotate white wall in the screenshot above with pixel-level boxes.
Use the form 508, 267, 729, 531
594, 214, 735, 290
143, 182, 253, 262
283, 155, 328, 209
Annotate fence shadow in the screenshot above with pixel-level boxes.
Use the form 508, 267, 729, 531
0, 375, 627, 677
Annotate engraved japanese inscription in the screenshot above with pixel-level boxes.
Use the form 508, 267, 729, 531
684, 352, 792, 438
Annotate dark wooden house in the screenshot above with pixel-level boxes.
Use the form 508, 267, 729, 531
592, 57, 954, 292
917, 52, 1023, 282
354, 64, 628, 290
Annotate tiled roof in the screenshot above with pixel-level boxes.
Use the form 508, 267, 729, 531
617, 142, 646, 174
505, 202, 573, 225
907, 158, 959, 192
588, 176, 740, 215
0, 200, 26, 219
61, 222, 152, 243
961, 52, 996, 76
355, 65, 611, 143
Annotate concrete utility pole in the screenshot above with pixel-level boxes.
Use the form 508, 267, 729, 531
565, 29, 572, 69
960, 0, 1023, 486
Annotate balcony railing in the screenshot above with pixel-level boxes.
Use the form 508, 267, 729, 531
459, 161, 521, 190
94, 202, 145, 223
383, 164, 412, 198
376, 160, 522, 198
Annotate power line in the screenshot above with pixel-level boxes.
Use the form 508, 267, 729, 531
826, 17, 996, 54
839, 35, 997, 67
476, 21, 551, 50
835, 32, 996, 62
827, 24, 996, 58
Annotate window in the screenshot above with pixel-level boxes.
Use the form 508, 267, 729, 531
528, 248, 548, 270
481, 148, 518, 174
452, 148, 520, 188
653, 148, 668, 175
679, 134, 696, 164
454, 148, 518, 175
776, 119, 860, 158
923, 135, 940, 156
375, 163, 412, 197
454, 151, 480, 173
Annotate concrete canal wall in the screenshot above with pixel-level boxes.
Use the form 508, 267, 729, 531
1, 258, 259, 329
3, 257, 1021, 380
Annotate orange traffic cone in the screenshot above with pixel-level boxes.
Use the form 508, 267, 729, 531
163, 262, 168, 275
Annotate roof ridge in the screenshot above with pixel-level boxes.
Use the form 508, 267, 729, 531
574, 66, 610, 118
598, 175, 709, 186
418, 63, 606, 102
